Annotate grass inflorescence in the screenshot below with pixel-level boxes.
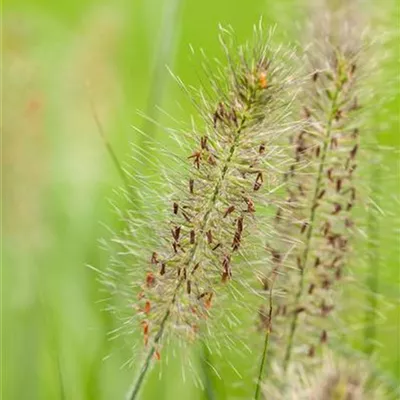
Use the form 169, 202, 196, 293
101, 25, 300, 398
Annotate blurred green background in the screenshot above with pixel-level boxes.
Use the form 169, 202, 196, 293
3, 0, 399, 399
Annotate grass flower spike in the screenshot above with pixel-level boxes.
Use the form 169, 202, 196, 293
255, 1, 368, 389
283, 31, 362, 370
102, 25, 298, 398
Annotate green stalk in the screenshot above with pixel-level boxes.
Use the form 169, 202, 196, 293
88, 95, 131, 195
140, 0, 183, 148
128, 310, 171, 400
254, 261, 276, 399
364, 164, 381, 354
254, 328, 271, 400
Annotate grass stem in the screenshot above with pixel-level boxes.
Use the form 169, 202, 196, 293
254, 328, 270, 400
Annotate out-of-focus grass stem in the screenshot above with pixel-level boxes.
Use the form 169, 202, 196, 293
364, 164, 381, 354
140, 0, 183, 152
88, 88, 132, 195
255, 264, 276, 399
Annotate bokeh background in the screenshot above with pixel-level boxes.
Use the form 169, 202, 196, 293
3, 0, 399, 399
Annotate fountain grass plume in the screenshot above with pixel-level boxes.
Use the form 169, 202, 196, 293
254, 1, 371, 392
99, 24, 300, 399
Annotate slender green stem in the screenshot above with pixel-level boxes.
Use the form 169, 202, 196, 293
128, 310, 171, 400
364, 164, 381, 354
255, 259, 277, 399
141, 0, 182, 143
254, 328, 270, 400
282, 84, 341, 372
88, 93, 131, 195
